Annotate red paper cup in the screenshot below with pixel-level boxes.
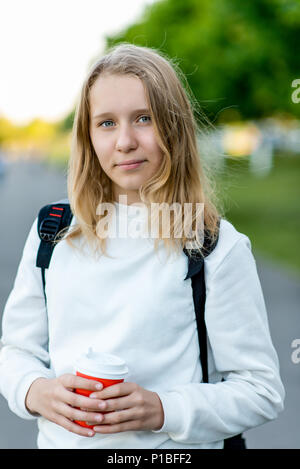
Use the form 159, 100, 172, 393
73, 348, 129, 428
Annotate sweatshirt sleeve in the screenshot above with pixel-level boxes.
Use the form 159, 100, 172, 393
152, 236, 285, 443
0, 218, 55, 420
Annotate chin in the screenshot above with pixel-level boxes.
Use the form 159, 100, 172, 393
117, 178, 145, 191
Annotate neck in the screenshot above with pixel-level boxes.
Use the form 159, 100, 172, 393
114, 193, 142, 206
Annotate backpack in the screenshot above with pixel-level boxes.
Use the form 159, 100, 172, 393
36, 200, 246, 449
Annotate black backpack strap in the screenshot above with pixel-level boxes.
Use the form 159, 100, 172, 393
36, 200, 73, 302
192, 261, 209, 383
184, 218, 246, 449
183, 218, 220, 383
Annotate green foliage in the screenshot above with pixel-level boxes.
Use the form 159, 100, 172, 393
0, 117, 15, 144
105, 0, 300, 121
57, 109, 75, 132
216, 152, 300, 274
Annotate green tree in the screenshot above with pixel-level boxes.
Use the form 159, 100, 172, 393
105, 0, 300, 121
0, 117, 15, 144
57, 109, 75, 132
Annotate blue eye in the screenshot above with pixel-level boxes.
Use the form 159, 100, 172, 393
98, 116, 151, 127
139, 115, 151, 123
100, 120, 114, 128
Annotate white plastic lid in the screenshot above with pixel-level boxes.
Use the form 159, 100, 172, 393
74, 347, 129, 379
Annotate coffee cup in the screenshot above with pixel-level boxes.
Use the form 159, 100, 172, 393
73, 347, 129, 428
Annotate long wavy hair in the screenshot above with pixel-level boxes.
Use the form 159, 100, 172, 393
60, 43, 223, 259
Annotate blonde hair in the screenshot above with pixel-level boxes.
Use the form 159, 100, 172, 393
61, 43, 222, 258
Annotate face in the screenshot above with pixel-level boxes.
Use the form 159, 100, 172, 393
89, 73, 164, 205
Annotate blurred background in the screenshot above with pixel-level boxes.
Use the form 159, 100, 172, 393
0, 0, 299, 449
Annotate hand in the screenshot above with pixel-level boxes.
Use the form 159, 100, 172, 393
25, 374, 107, 437
89, 382, 165, 434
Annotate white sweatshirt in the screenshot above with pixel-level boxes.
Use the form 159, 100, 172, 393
0, 201, 285, 449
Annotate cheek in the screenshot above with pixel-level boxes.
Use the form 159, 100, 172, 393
142, 134, 163, 162
91, 135, 112, 167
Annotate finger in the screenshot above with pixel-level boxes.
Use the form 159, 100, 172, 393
94, 394, 132, 413
89, 382, 137, 400
62, 387, 104, 411
55, 413, 95, 437
96, 407, 136, 426
60, 403, 104, 426
93, 418, 139, 434
59, 374, 103, 392
79, 408, 102, 425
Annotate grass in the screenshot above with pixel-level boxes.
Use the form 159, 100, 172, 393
214, 152, 300, 276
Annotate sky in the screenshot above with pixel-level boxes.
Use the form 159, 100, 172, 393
0, 0, 156, 125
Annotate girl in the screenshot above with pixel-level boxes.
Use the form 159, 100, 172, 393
0, 44, 284, 449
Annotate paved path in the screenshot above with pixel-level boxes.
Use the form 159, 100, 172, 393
0, 159, 299, 449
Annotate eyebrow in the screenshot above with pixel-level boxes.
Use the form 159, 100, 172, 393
92, 108, 151, 120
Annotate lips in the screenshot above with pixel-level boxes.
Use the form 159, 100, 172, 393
116, 159, 146, 166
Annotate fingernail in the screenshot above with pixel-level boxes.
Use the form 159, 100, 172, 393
95, 383, 103, 390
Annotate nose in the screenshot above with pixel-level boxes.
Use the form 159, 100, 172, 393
115, 123, 138, 153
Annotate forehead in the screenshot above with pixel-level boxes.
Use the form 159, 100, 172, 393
89, 73, 148, 115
